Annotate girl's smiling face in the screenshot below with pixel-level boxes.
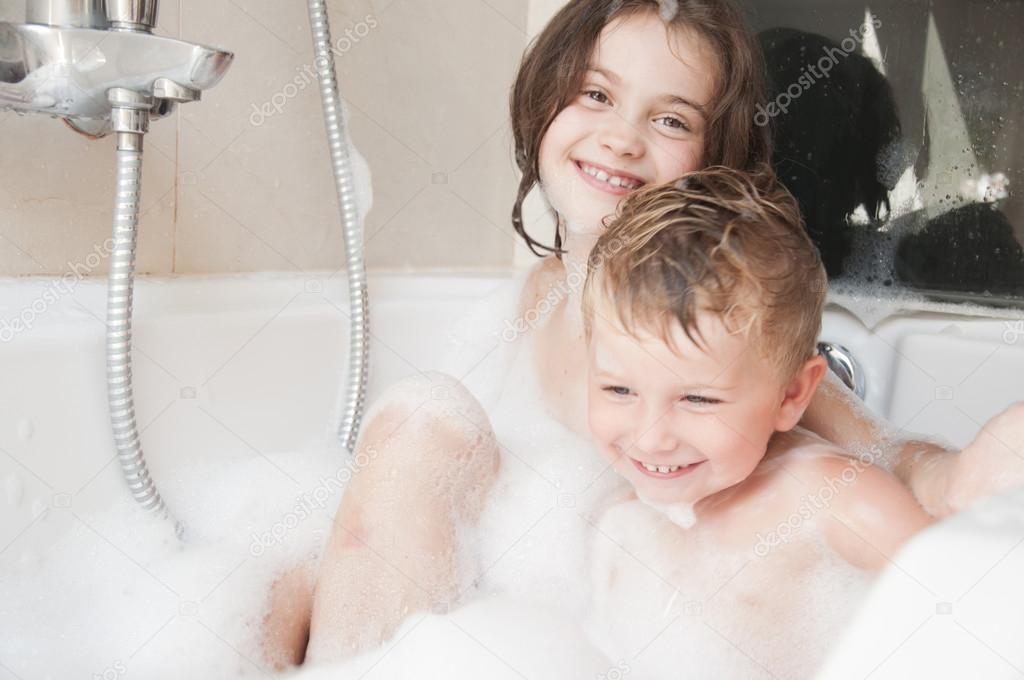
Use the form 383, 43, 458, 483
538, 10, 717, 235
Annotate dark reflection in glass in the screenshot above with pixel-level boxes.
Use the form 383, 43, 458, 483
895, 205, 1024, 302
743, 1, 1024, 307
758, 27, 904, 277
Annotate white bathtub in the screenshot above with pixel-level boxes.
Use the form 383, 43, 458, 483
1, 272, 1022, 679
0, 273, 510, 557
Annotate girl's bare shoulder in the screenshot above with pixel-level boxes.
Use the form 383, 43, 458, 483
518, 256, 565, 313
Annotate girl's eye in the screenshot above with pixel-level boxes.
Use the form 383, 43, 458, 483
656, 115, 691, 132
603, 385, 632, 397
682, 394, 720, 406
582, 89, 610, 105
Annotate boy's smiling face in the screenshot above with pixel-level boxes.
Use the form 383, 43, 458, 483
586, 302, 795, 507
537, 9, 716, 235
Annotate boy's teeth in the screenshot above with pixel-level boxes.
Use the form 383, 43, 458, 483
642, 462, 680, 474
580, 162, 640, 189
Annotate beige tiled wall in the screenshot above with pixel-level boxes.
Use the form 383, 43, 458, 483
0, 0, 530, 275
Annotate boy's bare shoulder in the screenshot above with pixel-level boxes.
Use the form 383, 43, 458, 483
753, 428, 858, 494
766, 428, 934, 569
768, 428, 919, 515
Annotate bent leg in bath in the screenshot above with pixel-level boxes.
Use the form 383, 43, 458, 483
304, 371, 500, 662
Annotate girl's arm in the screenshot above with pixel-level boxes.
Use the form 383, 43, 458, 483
802, 371, 1024, 517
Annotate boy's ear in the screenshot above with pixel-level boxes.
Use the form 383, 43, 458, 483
774, 354, 828, 432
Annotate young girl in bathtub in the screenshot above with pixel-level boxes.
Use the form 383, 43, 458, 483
262, 0, 1024, 668
580, 166, 933, 678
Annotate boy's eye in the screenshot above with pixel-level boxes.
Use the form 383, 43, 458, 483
603, 385, 632, 397
682, 394, 720, 406
582, 89, 610, 105
656, 115, 691, 132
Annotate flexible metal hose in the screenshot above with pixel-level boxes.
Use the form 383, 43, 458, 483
306, 0, 371, 453
106, 145, 174, 527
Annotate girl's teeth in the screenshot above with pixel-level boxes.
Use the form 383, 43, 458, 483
580, 163, 640, 190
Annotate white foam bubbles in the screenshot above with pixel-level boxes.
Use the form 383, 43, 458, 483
292, 596, 613, 680
0, 442, 343, 679
638, 497, 697, 529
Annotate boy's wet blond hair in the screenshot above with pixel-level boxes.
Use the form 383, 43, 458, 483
583, 165, 827, 381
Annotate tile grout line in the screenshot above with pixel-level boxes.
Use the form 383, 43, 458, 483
173, 0, 183, 275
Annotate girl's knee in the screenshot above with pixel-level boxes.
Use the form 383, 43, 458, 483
356, 371, 497, 466
369, 371, 489, 427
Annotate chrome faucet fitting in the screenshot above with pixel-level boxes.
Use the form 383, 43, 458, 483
818, 342, 868, 401
106, 0, 158, 32
1, 0, 232, 136
27, 0, 107, 28
107, 87, 151, 151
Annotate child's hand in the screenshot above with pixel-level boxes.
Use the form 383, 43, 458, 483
946, 403, 1024, 514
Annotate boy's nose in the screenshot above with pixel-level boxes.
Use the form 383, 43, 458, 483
632, 413, 679, 457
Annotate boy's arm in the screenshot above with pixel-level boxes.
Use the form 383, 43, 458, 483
799, 370, 957, 516
809, 456, 934, 571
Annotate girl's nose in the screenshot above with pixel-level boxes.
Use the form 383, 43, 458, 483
599, 115, 645, 159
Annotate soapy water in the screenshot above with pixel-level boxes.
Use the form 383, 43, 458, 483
830, 203, 1024, 329
829, 281, 1024, 330
585, 498, 870, 679
295, 597, 613, 680
0, 275, 625, 679
0, 268, 931, 678
293, 278, 889, 678
0, 445, 339, 678
639, 497, 697, 529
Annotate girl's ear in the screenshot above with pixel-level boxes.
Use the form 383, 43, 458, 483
774, 354, 828, 432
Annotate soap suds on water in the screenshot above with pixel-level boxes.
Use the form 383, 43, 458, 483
2, 266, 949, 679
639, 497, 697, 529
584, 500, 871, 680
0, 444, 342, 679
0, 275, 624, 679
828, 205, 1024, 329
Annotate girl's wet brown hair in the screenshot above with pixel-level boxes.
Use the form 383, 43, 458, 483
510, 0, 771, 257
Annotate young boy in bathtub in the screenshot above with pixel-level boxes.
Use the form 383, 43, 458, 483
581, 166, 934, 679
